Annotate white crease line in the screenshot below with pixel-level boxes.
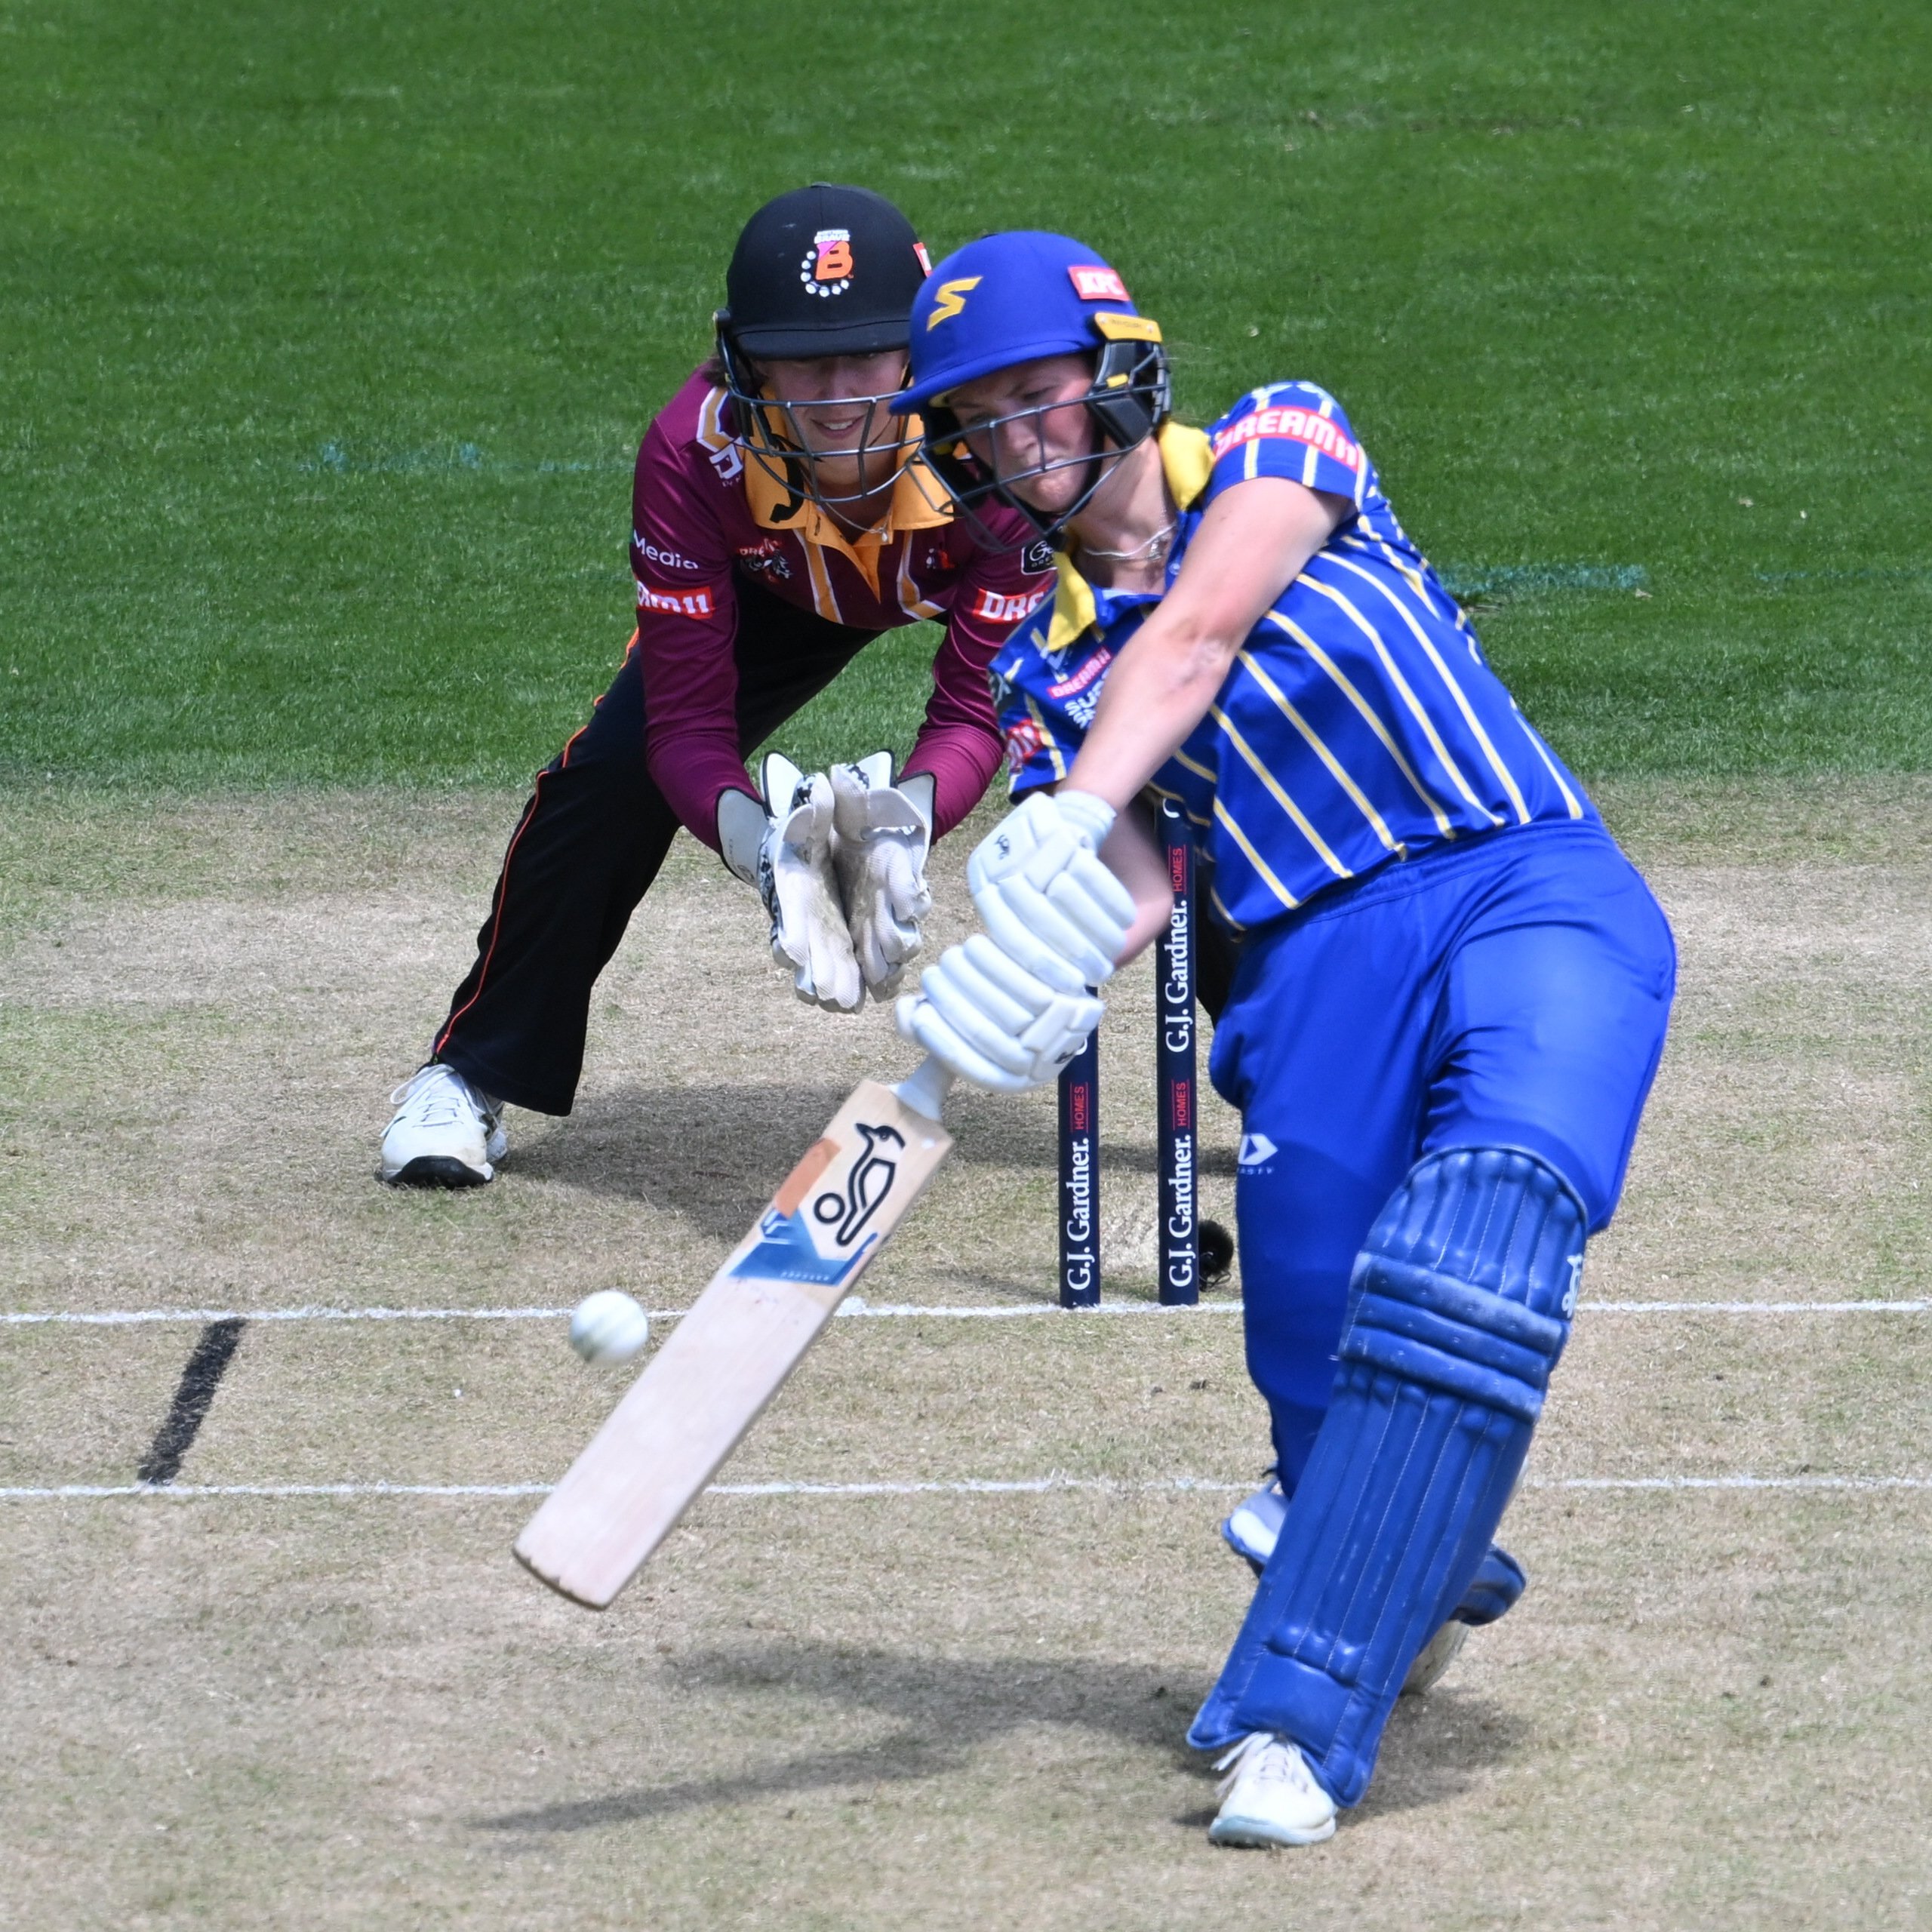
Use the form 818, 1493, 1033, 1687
1, 1306, 583, 1327
1, 1301, 1235, 1327
0, 1477, 1237, 1502
1535, 1475, 1932, 1491
1585, 1301, 1932, 1315
709, 1475, 1247, 1497
5, 1298, 1928, 1328
1, 1474, 1925, 1503
0, 1482, 555, 1500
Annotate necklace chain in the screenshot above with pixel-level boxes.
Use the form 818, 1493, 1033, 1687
1076, 518, 1178, 566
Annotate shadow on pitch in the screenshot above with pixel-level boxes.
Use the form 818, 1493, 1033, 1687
1356, 1684, 1535, 1820
475, 1645, 1210, 1835
475, 1644, 1525, 1836
510, 1081, 1230, 1240
1166, 1687, 1534, 1829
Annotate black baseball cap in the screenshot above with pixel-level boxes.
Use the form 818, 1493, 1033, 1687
718, 183, 931, 360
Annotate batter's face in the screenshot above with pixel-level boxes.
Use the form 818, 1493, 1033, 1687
761, 351, 909, 458
943, 355, 1099, 515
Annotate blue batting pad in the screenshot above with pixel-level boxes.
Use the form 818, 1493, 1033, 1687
1223, 1482, 1527, 1625
1457, 1544, 1526, 1626
1189, 1146, 1586, 1804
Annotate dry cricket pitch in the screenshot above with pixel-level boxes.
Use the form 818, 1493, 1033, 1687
2, 782, 1929, 1930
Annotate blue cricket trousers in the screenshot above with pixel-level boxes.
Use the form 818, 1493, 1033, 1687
1208, 819, 1676, 1493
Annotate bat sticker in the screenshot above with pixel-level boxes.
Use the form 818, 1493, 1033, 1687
812, 1122, 903, 1246
728, 1206, 879, 1287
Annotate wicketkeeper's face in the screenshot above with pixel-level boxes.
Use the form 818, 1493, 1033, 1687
943, 355, 1100, 515
761, 351, 910, 457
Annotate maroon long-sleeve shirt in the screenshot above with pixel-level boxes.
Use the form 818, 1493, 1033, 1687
626, 371, 1054, 847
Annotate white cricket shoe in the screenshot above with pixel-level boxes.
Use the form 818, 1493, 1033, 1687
1208, 1731, 1337, 1847
1220, 1475, 1287, 1573
380, 1064, 506, 1186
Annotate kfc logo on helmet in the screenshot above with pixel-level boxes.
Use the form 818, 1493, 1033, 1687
913, 239, 933, 275
1069, 265, 1130, 302
801, 229, 853, 298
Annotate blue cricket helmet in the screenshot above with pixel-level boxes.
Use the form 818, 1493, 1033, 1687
895, 230, 1158, 411
894, 232, 1171, 546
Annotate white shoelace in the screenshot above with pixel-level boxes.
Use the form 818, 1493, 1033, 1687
1213, 1731, 1314, 1801
389, 1066, 488, 1129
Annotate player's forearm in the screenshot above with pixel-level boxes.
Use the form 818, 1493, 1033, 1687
1096, 800, 1174, 964
633, 601, 747, 848
1064, 614, 1236, 813
912, 616, 1010, 837
1066, 477, 1347, 811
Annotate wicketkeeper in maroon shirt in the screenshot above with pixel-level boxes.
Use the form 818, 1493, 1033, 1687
380, 185, 1051, 1185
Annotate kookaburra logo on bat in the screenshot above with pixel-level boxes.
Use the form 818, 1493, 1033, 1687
813, 1122, 904, 1246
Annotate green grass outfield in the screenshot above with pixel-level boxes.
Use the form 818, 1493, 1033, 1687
3, 0, 1928, 789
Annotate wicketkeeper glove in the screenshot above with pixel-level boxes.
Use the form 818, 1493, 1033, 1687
829, 751, 934, 1003
715, 754, 864, 1014
895, 934, 1107, 1095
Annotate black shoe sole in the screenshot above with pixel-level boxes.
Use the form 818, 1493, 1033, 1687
383, 1155, 493, 1189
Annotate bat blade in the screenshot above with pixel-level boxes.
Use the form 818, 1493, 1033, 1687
514, 1075, 952, 1609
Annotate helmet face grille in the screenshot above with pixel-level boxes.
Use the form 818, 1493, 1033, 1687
715, 333, 916, 514
916, 340, 1172, 550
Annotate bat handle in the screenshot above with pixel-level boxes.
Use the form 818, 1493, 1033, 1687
894, 1053, 955, 1122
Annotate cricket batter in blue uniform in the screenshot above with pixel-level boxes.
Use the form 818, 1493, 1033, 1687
887, 232, 1677, 1846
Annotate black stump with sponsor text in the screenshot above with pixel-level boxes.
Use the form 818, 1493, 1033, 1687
1155, 799, 1201, 1305
1057, 798, 1215, 1306
1057, 1027, 1100, 1309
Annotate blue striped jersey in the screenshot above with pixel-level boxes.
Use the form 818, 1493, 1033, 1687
989, 381, 1594, 935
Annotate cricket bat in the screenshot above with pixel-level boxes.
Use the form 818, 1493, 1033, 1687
514, 1055, 955, 1608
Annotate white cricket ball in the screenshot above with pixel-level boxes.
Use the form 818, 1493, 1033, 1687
569, 1289, 651, 1365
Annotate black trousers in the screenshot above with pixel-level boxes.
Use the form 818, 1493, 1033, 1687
434, 576, 882, 1115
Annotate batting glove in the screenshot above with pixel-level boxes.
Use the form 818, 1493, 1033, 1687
965, 789, 1134, 992
895, 933, 1106, 1095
